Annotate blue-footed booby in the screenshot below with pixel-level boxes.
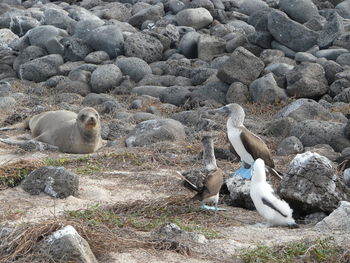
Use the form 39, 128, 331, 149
211, 103, 281, 179
250, 159, 298, 228
182, 135, 226, 211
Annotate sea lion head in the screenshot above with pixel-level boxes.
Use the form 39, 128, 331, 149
77, 107, 101, 136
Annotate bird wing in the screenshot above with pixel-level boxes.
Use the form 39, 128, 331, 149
260, 183, 293, 218
240, 127, 275, 167
262, 197, 288, 217
201, 168, 224, 199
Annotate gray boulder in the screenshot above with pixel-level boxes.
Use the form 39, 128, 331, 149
73, 19, 105, 41
0, 64, 16, 80
277, 136, 303, 156
0, 29, 18, 48
124, 33, 163, 63
316, 49, 348, 61
323, 60, 344, 84
344, 169, 350, 187
129, 5, 164, 28
304, 144, 341, 162
160, 86, 192, 106
318, 11, 344, 48
336, 53, 350, 66
56, 80, 90, 96
96, 2, 131, 21
286, 62, 328, 98
87, 25, 124, 58
0, 15, 39, 37
197, 34, 226, 61
335, 0, 350, 19
13, 46, 47, 74
178, 31, 200, 59
279, 152, 350, 214
82, 93, 115, 106
267, 10, 319, 52
90, 64, 123, 93
167, 0, 186, 14
19, 54, 64, 82
315, 201, 350, 231
217, 47, 264, 85
176, 8, 213, 30
226, 82, 250, 104
27, 25, 67, 52
125, 119, 186, 147
132, 86, 167, 98
239, 0, 269, 16
263, 117, 296, 138
290, 120, 350, 152
275, 98, 334, 121
226, 176, 255, 210
22, 166, 79, 198
160, 24, 180, 47
279, 0, 320, 24
295, 52, 317, 63
42, 7, 76, 30
116, 56, 152, 82
84, 50, 110, 64
62, 37, 92, 62
334, 32, 350, 50
226, 33, 248, 52
249, 73, 287, 104
334, 88, 350, 103
41, 225, 98, 263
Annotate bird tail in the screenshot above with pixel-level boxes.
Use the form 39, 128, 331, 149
175, 171, 200, 192
267, 167, 283, 179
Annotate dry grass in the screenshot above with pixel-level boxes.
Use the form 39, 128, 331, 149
0, 159, 44, 190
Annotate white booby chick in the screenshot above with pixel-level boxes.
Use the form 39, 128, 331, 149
250, 158, 298, 228
212, 103, 281, 179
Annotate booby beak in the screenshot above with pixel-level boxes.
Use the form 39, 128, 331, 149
207, 106, 230, 115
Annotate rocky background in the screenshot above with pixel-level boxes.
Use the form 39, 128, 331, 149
1, 0, 350, 262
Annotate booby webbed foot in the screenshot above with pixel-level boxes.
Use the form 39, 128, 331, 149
233, 167, 252, 179
200, 204, 227, 211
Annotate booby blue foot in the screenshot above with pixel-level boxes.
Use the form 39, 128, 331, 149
200, 204, 227, 211
232, 166, 252, 179
232, 161, 252, 179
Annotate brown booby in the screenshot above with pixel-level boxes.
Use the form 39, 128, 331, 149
211, 103, 281, 179
182, 135, 226, 211
250, 158, 298, 228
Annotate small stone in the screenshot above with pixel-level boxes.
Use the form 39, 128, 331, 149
279, 0, 320, 24
116, 56, 152, 82
197, 34, 226, 61
124, 33, 163, 63
176, 8, 213, 30
87, 25, 124, 59
249, 73, 287, 104
84, 51, 110, 64
226, 82, 250, 104
277, 136, 303, 156
125, 119, 186, 147
90, 64, 123, 93
217, 47, 264, 85
267, 10, 319, 52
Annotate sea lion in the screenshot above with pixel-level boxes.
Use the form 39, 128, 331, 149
28, 107, 102, 154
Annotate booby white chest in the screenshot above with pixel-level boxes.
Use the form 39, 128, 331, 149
227, 118, 254, 164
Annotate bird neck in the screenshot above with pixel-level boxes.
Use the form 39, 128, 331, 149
202, 136, 217, 172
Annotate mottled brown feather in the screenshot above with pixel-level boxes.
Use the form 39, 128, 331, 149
192, 168, 224, 201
